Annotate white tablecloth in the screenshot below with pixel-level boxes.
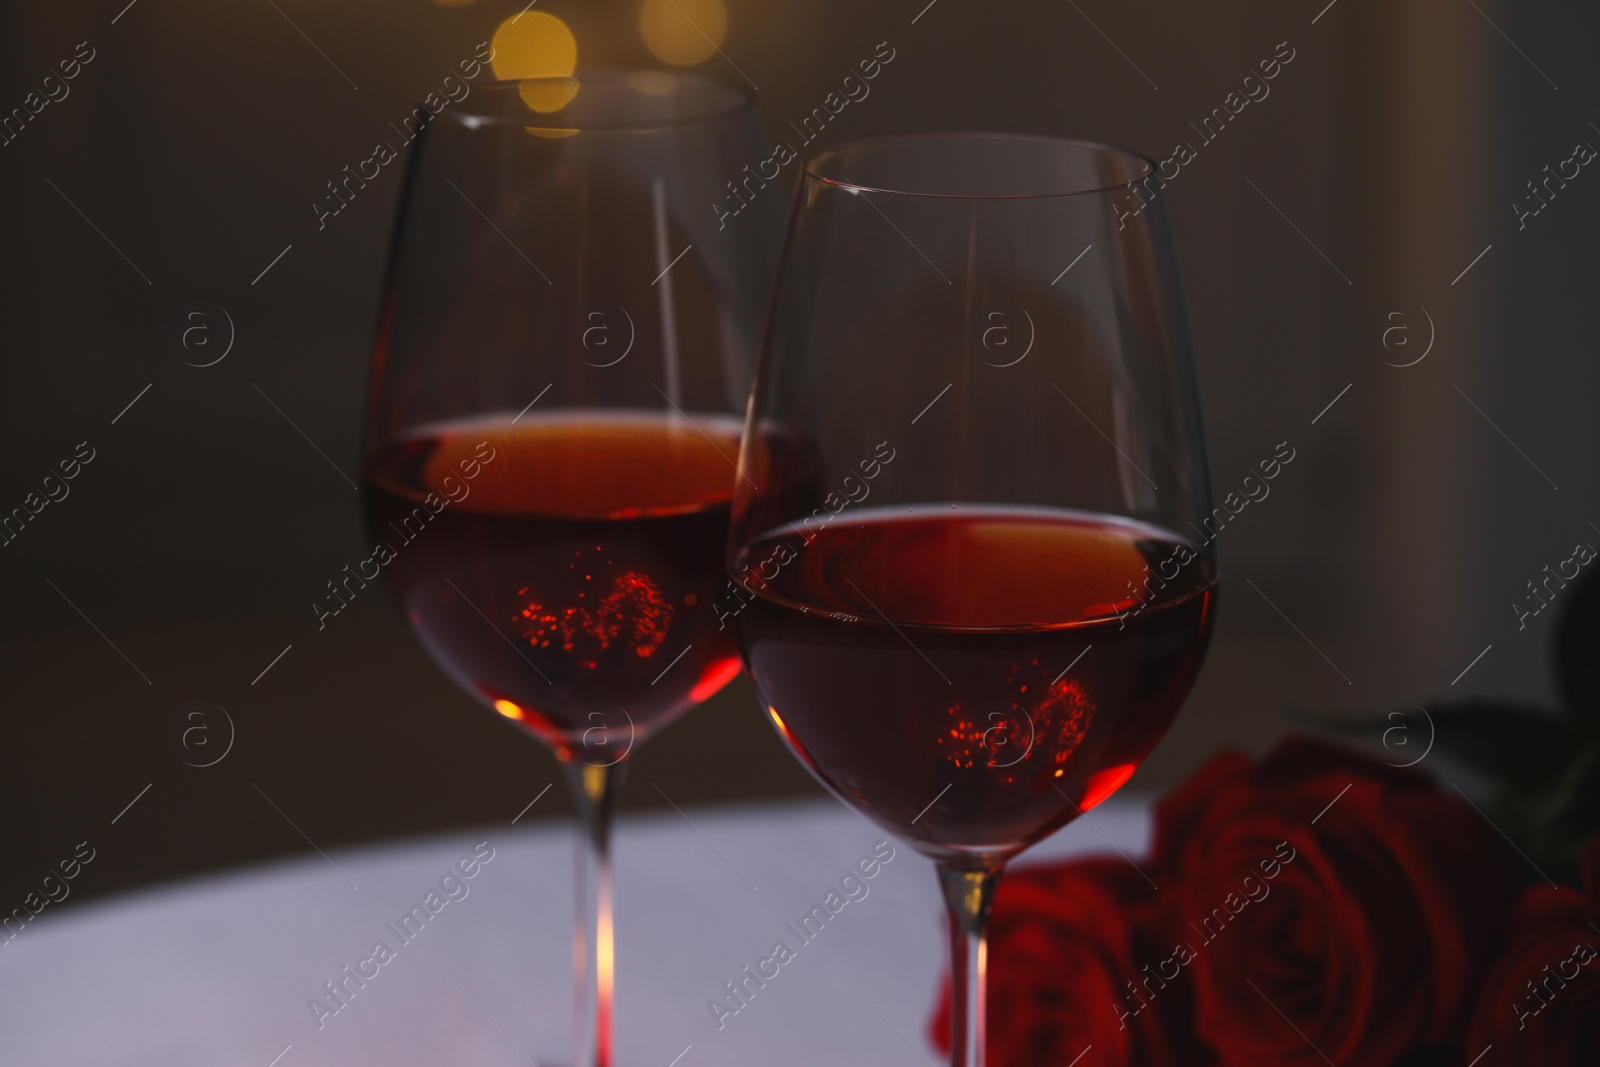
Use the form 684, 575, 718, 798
0, 800, 1149, 1067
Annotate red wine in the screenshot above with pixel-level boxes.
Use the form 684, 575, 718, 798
364, 412, 746, 759
733, 507, 1215, 860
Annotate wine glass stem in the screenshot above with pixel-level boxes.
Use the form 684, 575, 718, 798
937, 863, 1002, 1067
564, 759, 626, 1067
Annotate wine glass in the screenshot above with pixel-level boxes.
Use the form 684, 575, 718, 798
361, 71, 771, 1067
727, 133, 1217, 1066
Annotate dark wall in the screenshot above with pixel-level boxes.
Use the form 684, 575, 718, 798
0, 0, 1591, 909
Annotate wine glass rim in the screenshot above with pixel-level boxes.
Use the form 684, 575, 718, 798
801, 131, 1159, 199
442, 68, 755, 131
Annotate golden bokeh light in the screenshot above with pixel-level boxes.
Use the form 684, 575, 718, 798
493, 698, 523, 720
519, 77, 580, 113
639, 0, 727, 67
490, 11, 578, 81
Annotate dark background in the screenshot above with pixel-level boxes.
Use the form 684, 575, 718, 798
2, 0, 1596, 908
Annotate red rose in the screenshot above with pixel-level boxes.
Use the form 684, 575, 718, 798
1150, 735, 1523, 1067
1466, 840, 1600, 1064
929, 858, 1212, 1067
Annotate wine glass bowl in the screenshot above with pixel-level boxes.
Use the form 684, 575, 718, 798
727, 132, 1217, 1065
363, 71, 769, 755
364, 413, 746, 758
732, 508, 1215, 862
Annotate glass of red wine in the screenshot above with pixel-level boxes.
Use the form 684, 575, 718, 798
728, 133, 1217, 1066
361, 71, 771, 1067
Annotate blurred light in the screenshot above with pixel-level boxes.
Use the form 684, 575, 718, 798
494, 698, 523, 720
639, 0, 727, 67
491, 11, 578, 80
519, 77, 580, 113
524, 126, 580, 138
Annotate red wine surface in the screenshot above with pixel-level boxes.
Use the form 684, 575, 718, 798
733, 507, 1215, 861
364, 411, 745, 758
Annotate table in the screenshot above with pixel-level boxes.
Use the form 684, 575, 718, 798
1, 800, 1149, 1066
